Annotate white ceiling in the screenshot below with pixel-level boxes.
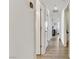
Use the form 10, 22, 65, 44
40, 0, 69, 11
40, 0, 69, 23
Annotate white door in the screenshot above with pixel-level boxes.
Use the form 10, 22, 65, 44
40, 8, 48, 55
10, 0, 35, 59
40, 8, 46, 55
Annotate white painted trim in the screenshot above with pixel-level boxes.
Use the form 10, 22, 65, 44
35, 0, 41, 54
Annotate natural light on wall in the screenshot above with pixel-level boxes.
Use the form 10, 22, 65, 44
45, 21, 48, 31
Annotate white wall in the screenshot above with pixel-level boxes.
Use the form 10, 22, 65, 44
64, 6, 70, 47
65, 6, 70, 41
60, 10, 65, 45
41, 8, 52, 54
47, 10, 52, 41
40, 4, 46, 54
56, 22, 60, 33
60, 8, 69, 47
37, 3, 49, 55
44, 9, 49, 52
9, 0, 36, 59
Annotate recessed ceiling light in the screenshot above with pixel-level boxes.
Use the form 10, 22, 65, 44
53, 5, 58, 12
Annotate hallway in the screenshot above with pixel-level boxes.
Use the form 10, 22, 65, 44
37, 35, 69, 59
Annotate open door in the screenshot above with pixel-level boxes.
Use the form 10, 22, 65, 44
40, 6, 49, 55
40, 6, 46, 55
64, 5, 70, 47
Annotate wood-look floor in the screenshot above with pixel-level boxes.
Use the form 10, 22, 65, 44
37, 36, 69, 59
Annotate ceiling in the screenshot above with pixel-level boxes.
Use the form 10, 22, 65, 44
40, 0, 69, 11
40, 0, 69, 23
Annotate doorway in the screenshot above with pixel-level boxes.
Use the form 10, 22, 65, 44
35, 0, 70, 59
